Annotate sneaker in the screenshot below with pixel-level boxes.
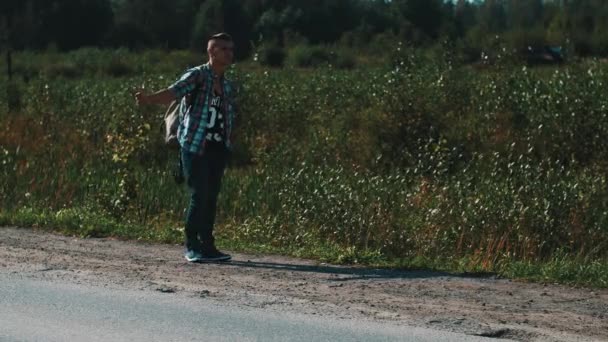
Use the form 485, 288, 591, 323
199, 248, 231, 262
184, 249, 203, 262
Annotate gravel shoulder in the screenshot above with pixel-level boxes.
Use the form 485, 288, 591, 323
1, 227, 606, 341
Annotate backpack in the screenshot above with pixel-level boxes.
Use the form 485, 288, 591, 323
163, 67, 203, 149
163, 99, 183, 149
164, 67, 205, 184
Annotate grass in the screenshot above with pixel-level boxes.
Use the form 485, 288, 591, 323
2, 208, 607, 288
1, 48, 608, 288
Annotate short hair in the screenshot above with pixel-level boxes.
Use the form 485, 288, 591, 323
208, 33, 233, 43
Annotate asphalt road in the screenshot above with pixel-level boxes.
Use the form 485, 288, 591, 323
0, 275, 503, 342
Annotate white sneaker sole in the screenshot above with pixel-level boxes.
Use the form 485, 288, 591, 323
185, 255, 202, 262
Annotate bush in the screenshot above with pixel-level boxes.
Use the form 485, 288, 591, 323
43, 62, 83, 79
103, 58, 134, 77
4, 49, 608, 281
256, 45, 286, 67
288, 45, 335, 68
286, 45, 356, 69
334, 50, 357, 69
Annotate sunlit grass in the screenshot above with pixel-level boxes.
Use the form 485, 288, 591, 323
1, 49, 608, 287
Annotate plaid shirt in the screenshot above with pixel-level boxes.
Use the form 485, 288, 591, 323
168, 63, 237, 155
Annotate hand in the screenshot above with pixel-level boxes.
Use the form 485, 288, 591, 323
134, 89, 147, 106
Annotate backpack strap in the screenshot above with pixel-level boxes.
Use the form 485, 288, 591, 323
184, 65, 204, 107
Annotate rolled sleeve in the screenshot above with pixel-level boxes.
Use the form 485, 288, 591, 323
168, 68, 201, 98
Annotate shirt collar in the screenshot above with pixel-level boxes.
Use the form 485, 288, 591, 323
204, 62, 224, 82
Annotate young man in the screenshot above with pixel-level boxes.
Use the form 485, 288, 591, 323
135, 33, 237, 262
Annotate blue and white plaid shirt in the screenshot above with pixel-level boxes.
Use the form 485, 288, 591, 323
169, 63, 237, 155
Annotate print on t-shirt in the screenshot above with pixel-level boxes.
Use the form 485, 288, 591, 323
206, 94, 224, 143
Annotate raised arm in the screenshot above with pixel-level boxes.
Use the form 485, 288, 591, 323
135, 88, 176, 106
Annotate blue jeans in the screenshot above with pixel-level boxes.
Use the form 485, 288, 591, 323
181, 145, 227, 252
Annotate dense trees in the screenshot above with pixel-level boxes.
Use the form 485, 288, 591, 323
3, 0, 608, 60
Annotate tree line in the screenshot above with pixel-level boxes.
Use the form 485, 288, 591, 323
2, 0, 608, 61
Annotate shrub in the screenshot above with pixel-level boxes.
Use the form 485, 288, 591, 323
288, 45, 335, 68
334, 50, 357, 69
43, 62, 83, 79
256, 45, 286, 67
103, 58, 134, 77
3, 49, 608, 280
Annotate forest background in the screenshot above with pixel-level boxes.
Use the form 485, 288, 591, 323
3, 0, 608, 61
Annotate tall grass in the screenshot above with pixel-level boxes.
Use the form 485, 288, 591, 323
1, 48, 607, 286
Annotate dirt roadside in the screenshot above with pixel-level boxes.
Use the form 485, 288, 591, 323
1, 227, 606, 341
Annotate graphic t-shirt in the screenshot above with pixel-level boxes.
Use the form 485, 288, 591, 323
205, 92, 225, 148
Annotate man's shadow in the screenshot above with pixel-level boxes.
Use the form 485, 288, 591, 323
216, 259, 497, 281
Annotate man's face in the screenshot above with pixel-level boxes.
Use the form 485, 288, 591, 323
209, 39, 234, 66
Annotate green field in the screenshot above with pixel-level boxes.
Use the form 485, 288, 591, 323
1, 48, 607, 287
